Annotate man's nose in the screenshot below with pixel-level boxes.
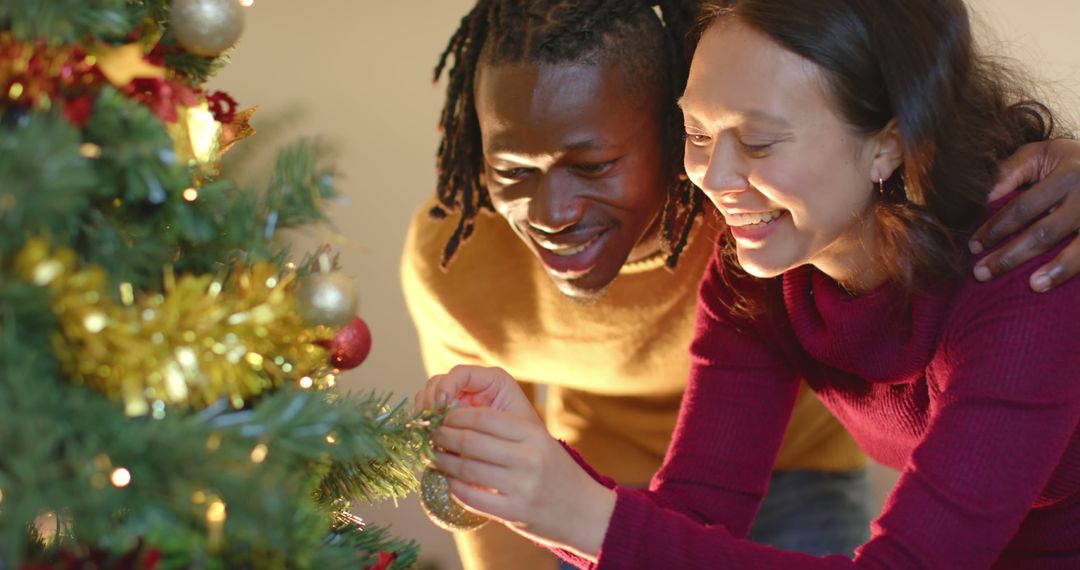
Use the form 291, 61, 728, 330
527, 171, 585, 233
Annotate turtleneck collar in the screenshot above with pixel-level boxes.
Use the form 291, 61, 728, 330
782, 265, 956, 382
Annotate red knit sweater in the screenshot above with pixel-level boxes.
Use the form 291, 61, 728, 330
563, 234, 1080, 569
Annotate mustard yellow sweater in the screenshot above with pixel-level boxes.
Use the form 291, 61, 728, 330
402, 201, 865, 482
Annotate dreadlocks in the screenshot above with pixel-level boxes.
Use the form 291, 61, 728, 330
432, 0, 703, 269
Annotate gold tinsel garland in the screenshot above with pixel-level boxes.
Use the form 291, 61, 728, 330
14, 238, 333, 417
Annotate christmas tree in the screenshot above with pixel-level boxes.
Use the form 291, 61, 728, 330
0, 1, 436, 568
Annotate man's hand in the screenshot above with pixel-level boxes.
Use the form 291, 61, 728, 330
971, 139, 1080, 292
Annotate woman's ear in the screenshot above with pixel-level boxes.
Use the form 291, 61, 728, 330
870, 119, 904, 182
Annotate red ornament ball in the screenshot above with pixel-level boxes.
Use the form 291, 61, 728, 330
325, 316, 372, 370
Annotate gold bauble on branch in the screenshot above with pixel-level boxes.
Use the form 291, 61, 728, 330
171, 0, 245, 57
419, 468, 489, 532
295, 271, 358, 329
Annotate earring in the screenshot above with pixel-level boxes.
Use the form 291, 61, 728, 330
878, 178, 885, 196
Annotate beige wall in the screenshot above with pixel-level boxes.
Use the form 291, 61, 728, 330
976, 0, 1080, 125
209, 1, 1079, 568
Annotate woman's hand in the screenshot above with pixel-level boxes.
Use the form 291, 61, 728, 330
413, 364, 534, 417
970, 139, 1080, 292
422, 366, 617, 561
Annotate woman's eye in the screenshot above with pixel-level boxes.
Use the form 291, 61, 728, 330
740, 141, 777, 154
572, 161, 616, 176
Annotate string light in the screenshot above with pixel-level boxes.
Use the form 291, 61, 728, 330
78, 143, 102, 158
110, 467, 132, 488
249, 443, 268, 464
182, 187, 199, 201
299, 376, 313, 389
207, 500, 226, 522
207, 499, 227, 548
119, 282, 134, 306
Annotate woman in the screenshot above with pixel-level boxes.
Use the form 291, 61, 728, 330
417, 0, 1080, 567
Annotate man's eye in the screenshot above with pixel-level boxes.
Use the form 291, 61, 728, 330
684, 133, 711, 146
494, 167, 533, 180
571, 161, 616, 176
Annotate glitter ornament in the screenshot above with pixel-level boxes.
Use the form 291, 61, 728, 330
419, 468, 489, 532
325, 316, 372, 370
171, 0, 246, 57
295, 271, 357, 328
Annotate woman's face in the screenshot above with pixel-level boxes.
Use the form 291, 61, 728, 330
681, 19, 889, 285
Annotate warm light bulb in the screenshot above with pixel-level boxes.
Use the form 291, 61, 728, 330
79, 143, 102, 158
249, 443, 269, 464
206, 498, 227, 548
182, 187, 199, 201
299, 376, 314, 389
110, 467, 132, 488
207, 499, 226, 522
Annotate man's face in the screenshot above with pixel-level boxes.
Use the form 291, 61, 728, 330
474, 62, 668, 299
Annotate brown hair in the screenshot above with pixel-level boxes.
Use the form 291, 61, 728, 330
696, 0, 1057, 310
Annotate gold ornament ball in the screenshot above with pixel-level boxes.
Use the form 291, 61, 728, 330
171, 0, 245, 57
419, 468, 489, 532
295, 271, 358, 328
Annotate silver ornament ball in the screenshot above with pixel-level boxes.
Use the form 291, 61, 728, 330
171, 0, 245, 57
295, 272, 358, 328
419, 468, 489, 532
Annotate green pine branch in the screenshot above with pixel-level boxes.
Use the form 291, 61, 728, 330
159, 37, 231, 85
0, 0, 134, 44
0, 109, 97, 256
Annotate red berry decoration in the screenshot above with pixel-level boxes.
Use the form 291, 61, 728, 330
326, 316, 372, 370
365, 551, 397, 570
